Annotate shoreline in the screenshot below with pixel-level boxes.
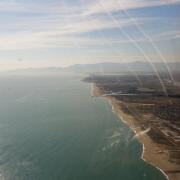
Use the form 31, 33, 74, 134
91, 83, 180, 180
108, 98, 170, 180
108, 97, 169, 180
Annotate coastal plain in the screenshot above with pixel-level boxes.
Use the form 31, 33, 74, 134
85, 73, 180, 180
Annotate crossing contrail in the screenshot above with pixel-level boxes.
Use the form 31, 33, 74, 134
115, 0, 175, 84
131, 127, 151, 141
96, 0, 169, 98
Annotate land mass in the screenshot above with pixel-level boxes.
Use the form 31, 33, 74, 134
85, 73, 180, 180
5, 61, 180, 74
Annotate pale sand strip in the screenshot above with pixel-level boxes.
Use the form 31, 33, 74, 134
92, 84, 180, 180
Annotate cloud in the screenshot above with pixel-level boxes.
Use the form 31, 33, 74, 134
1, 0, 179, 14
83, 0, 180, 16
0, 0, 140, 50
1, 26, 179, 51
0, 14, 136, 50
0, 0, 179, 51
0, 1, 79, 14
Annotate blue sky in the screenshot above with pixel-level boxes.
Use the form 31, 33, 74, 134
0, 0, 180, 70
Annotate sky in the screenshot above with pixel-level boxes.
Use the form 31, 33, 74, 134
0, 0, 180, 70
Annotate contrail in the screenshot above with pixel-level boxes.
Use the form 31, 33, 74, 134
96, 0, 169, 98
115, 0, 175, 84
95, 30, 143, 86
131, 127, 151, 141
63, 0, 169, 99
80, 0, 143, 87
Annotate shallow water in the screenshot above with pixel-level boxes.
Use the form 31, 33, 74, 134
0, 72, 166, 180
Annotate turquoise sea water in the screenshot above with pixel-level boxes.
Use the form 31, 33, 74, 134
0, 72, 166, 180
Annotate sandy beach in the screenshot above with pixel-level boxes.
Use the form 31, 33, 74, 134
92, 84, 180, 180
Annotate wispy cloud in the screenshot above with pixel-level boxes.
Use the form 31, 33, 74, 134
83, 0, 180, 16
1, 28, 179, 51
0, 0, 179, 69
0, 15, 136, 50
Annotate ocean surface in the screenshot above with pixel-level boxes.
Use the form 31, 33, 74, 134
0, 72, 166, 180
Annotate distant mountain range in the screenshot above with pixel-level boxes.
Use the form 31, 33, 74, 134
64, 61, 180, 74
7, 61, 180, 74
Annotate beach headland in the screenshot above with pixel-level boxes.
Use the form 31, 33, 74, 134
88, 74, 180, 180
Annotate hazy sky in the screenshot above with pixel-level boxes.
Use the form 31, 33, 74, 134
0, 0, 180, 70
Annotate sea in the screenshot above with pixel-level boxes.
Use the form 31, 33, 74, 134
0, 72, 166, 180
